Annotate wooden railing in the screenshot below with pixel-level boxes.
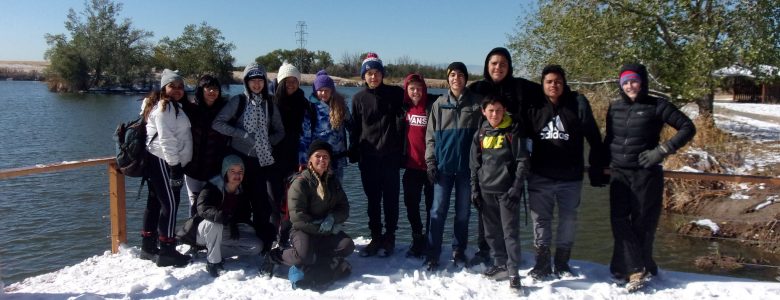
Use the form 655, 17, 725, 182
0, 157, 126, 253
0, 157, 778, 256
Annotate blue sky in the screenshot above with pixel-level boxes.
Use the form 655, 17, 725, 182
0, 0, 536, 68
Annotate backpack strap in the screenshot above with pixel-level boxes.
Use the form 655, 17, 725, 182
228, 94, 247, 126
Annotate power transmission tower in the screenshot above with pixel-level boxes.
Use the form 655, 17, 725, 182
295, 21, 307, 71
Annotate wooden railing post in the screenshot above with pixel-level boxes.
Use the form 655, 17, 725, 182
107, 161, 126, 254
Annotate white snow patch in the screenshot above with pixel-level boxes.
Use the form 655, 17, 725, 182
754, 195, 780, 211
716, 102, 780, 118
692, 219, 720, 235
730, 192, 750, 200
5, 239, 780, 299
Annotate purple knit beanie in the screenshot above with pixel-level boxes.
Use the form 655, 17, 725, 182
313, 70, 336, 93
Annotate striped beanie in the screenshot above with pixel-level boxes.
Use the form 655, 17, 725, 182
360, 52, 385, 79
619, 70, 641, 86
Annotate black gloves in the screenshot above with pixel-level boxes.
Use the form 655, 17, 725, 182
229, 223, 240, 240
347, 146, 360, 164
169, 164, 184, 188
471, 191, 483, 212
638, 145, 669, 168
427, 167, 439, 184
588, 166, 609, 187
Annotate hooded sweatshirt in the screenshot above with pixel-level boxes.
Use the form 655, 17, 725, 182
470, 114, 529, 193
401, 74, 437, 170
212, 63, 285, 160
604, 63, 696, 169
467, 47, 543, 117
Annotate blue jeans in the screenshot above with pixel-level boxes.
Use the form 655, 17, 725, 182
426, 171, 471, 261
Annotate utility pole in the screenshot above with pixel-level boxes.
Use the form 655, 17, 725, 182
295, 21, 307, 71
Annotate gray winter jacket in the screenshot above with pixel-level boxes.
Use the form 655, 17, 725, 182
212, 63, 284, 158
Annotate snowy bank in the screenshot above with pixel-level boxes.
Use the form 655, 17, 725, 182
5, 239, 780, 299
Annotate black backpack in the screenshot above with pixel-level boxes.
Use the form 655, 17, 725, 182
114, 116, 157, 177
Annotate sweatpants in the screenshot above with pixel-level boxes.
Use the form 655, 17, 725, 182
282, 229, 355, 267
527, 173, 582, 249
197, 221, 262, 264
609, 166, 663, 277
143, 154, 182, 239
481, 193, 521, 274
402, 168, 433, 235
359, 155, 400, 237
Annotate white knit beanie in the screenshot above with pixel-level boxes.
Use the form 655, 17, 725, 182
277, 61, 301, 83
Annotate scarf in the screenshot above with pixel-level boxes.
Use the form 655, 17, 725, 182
243, 94, 274, 166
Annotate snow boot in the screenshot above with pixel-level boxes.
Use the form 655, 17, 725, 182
206, 261, 224, 277
423, 257, 439, 271
359, 234, 384, 257
528, 245, 552, 280
156, 238, 191, 267
140, 231, 159, 261
469, 248, 492, 266
379, 233, 395, 257
451, 250, 468, 267
406, 233, 426, 258
553, 247, 575, 277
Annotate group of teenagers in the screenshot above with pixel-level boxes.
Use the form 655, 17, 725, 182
136, 46, 696, 292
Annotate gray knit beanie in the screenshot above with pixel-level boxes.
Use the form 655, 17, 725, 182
221, 155, 244, 177
160, 69, 183, 88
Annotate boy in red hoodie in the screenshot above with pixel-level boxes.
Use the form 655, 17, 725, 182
401, 73, 438, 257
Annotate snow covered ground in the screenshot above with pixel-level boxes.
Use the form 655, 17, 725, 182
4, 239, 780, 300
4, 102, 780, 299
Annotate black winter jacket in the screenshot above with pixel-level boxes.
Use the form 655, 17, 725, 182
605, 95, 695, 169
525, 91, 606, 180
182, 98, 229, 181
605, 63, 696, 169
177, 177, 251, 245
350, 83, 405, 160
273, 88, 309, 174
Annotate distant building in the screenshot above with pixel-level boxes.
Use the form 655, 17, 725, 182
713, 65, 780, 104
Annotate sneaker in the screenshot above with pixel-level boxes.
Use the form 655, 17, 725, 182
359, 235, 384, 257
423, 257, 439, 271
509, 275, 523, 293
482, 265, 509, 280
625, 272, 646, 293
206, 261, 223, 277
451, 250, 468, 267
